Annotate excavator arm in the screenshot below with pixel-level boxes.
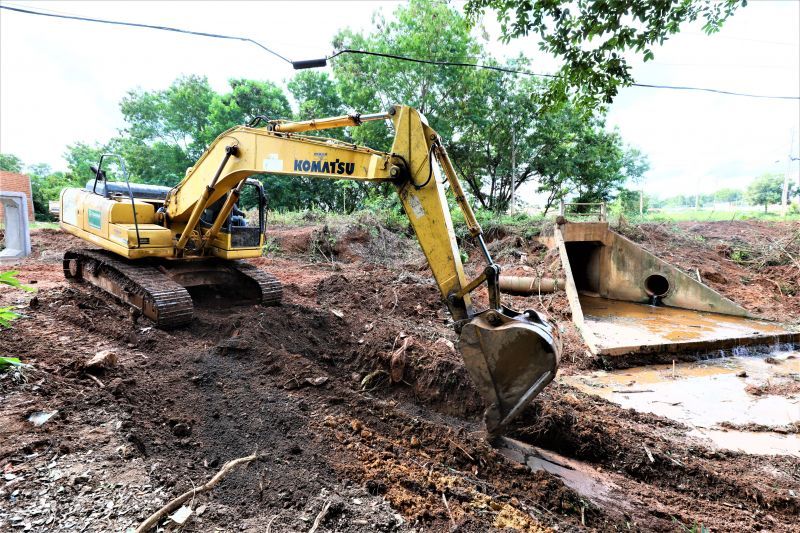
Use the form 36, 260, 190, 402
161, 105, 560, 433
62, 105, 560, 434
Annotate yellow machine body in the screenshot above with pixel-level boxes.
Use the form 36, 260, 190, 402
58, 105, 561, 434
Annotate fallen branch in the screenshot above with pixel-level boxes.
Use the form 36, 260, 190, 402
448, 438, 475, 462
308, 499, 331, 533
86, 374, 105, 388
442, 493, 456, 529
135, 452, 258, 533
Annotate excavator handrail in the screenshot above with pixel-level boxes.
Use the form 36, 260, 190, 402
93, 153, 142, 249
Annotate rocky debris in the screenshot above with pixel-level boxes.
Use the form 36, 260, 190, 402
84, 349, 117, 373
171, 423, 192, 438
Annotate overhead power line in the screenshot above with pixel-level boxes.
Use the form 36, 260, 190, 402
327, 49, 800, 100
1, 4, 798, 101
0, 4, 293, 64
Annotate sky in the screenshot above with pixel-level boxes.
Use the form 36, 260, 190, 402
0, 0, 798, 204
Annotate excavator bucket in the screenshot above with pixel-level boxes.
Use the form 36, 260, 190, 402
459, 308, 561, 435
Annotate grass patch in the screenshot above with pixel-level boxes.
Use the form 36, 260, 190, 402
628, 209, 800, 223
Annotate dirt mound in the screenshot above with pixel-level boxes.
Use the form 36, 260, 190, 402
3, 222, 800, 531
268, 214, 422, 267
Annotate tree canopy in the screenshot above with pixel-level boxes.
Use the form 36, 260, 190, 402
19, 0, 654, 217
746, 173, 790, 213
464, 0, 745, 106
0, 153, 23, 173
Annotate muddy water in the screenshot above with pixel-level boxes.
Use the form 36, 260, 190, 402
579, 296, 795, 355
564, 351, 800, 456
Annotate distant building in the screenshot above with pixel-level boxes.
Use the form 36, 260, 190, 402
0, 171, 35, 222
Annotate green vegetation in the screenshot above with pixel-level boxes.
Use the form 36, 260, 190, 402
0, 0, 649, 220
0, 271, 35, 332
746, 173, 791, 213
0, 270, 35, 292
1, 1, 783, 225
0, 356, 23, 369
0, 153, 23, 173
0, 308, 20, 329
464, 0, 744, 107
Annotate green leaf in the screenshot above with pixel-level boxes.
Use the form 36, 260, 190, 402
0, 356, 23, 368
0, 307, 20, 328
0, 271, 36, 292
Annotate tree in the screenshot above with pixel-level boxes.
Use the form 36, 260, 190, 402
284, 71, 365, 213
288, 71, 345, 121
331, 0, 488, 150
64, 143, 105, 180
714, 187, 742, 204
0, 153, 23, 173
464, 0, 745, 106
612, 188, 649, 215
746, 173, 789, 213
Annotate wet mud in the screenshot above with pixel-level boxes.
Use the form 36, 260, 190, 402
1, 221, 799, 531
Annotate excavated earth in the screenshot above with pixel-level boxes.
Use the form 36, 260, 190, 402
1, 219, 799, 532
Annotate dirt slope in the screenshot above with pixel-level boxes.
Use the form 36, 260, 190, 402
1, 221, 798, 532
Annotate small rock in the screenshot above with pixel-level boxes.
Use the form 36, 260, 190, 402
409, 436, 421, 448
360, 430, 372, 439
215, 337, 250, 353
304, 376, 329, 387
764, 357, 780, 365
736, 371, 747, 378
72, 474, 90, 486
169, 505, 192, 525
434, 338, 456, 354
85, 350, 117, 373
323, 415, 337, 428
27, 411, 57, 427
172, 423, 192, 438
350, 420, 363, 433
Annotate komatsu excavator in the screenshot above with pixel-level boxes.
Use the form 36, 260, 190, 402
59, 105, 559, 433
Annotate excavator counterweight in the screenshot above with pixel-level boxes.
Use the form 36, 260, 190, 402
58, 105, 561, 433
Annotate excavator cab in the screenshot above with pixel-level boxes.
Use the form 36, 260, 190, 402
199, 179, 266, 251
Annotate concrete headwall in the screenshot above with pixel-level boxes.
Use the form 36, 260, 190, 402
0, 171, 35, 222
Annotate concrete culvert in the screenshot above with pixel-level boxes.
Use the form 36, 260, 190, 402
644, 274, 670, 297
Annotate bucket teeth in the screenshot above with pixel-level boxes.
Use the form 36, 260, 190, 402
458, 308, 561, 434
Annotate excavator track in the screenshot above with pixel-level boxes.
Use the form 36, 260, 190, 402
229, 260, 283, 307
63, 250, 283, 329
64, 249, 194, 328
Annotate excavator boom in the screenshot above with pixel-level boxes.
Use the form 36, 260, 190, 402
59, 105, 560, 433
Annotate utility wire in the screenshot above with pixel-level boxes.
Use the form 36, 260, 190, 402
2, 4, 798, 101
329, 49, 800, 100
0, 4, 293, 64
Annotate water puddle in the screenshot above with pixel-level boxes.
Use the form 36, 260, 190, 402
579, 295, 797, 355
564, 351, 800, 456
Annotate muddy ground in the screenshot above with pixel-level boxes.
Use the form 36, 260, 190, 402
1, 219, 798, 532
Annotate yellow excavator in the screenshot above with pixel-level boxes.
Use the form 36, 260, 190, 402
58, 105, 560, 433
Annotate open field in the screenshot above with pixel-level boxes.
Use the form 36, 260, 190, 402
1, 219, 799, 532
